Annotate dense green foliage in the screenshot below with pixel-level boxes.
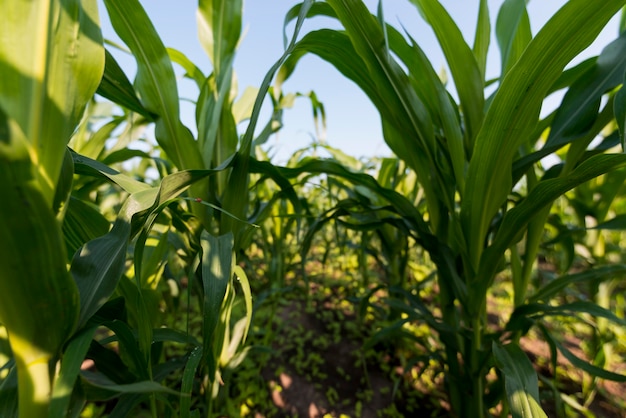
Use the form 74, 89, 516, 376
1, 0, 626, 417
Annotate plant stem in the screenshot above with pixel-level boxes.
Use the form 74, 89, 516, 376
12, 342, 52, 418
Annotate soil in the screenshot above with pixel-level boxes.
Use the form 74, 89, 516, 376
259, 298, 440, 417
254, 294, 626, 418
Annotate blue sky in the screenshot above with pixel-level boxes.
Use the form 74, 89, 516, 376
97, 1, 622, 163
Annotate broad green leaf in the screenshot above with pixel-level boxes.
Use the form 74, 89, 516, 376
221, 0, 314, 241
167, 47, 206, 89
233, 265, 253, 345
0, 368, 18, 418
462, 0, 626, 270
197, 0, 242, 76
232, 86, 260, 124
62, 196, 111, 258
397, 30, 465, 195
0, 153, 80, 414
509, 302, 626, 329
103, 0, 204, 172
410, 0, 484, 144
546, 32, 626, 151
72, 149, 152, 194
495, 0, 531, 78
282, 2, 337, 49
200, 231, 234, 379
512, 100, 615, 183
74, 116, 124, 160
540, 324, 626, 382
72, 161, 233, 329
493, 342, 547, 418
475, 153, 626, 302
180, 346, 203, 418
473, 0, 490, 80
97, 50, 155, 119
81, 371, 180, 395
49, 327, 97, 418
613, 74, 626, 149
0, 0, 104, 204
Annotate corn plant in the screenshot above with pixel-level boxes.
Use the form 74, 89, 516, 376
0, 0, 317, 416
277, 0, 626, 416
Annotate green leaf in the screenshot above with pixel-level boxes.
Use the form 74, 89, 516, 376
200, 231, 234, 379
495, 0, 531, 78
509, 302, 626, 329
49, 327, 97, 418
462, 0, 625, 270
540, 324, 626, 382
530, 264, 626, 303
477, 153, 626, 296
62, 196, 110, 259
493, 342, 547, 418
473, 0, 490, 80
180, 346, 203, 418
103, 0, 203, 172
97, 49, 155, 119
81, 371, 180, 395
197, 0, 242, 75
615, 76, 626, 150
410, 0, 484, 143
220, 0, 314, 241
72, 149, 152, 194
167, 48, 206, 89
0, 0, 104, 203
545, 32, 626, 150
233, 265, 253, 345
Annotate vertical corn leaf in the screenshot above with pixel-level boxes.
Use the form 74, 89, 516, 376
197, 0, 241, 77
0, 0, 104, 203
409, 0, 484, 145
220, 0, 314, 241
103, 0, 203, 172
0, 1, 103, 416
495, 0, 532, 78
614, 76, 626, 149
462, 0, 625, 270
473, 0, 490, 80
200, 231, 234, 380
493, 342, 547, 418
196, 0, 241, 172
49, 327, 97, 418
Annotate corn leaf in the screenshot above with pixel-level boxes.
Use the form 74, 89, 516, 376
545, 32, 626, 150
462, 0, 626, 270
409, 0, 484, 144
49, 327, 97, 418
103, 0, 203, 172
475, 153, 626, 302
180, 346, 203, 418
200, 231, 234, 379
97, 49, 155, 119
539, 324, 626, 382
473, 0, 490, 80
221, 0, 313, 241
493, 342, 547, 418
197, 0, 242, 76
0, 0, 104, 203
495, 0, 531, 78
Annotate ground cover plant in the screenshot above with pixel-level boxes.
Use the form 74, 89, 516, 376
1, 0, 626, 417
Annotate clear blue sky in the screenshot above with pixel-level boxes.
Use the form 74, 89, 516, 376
97, 1, 621, 164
